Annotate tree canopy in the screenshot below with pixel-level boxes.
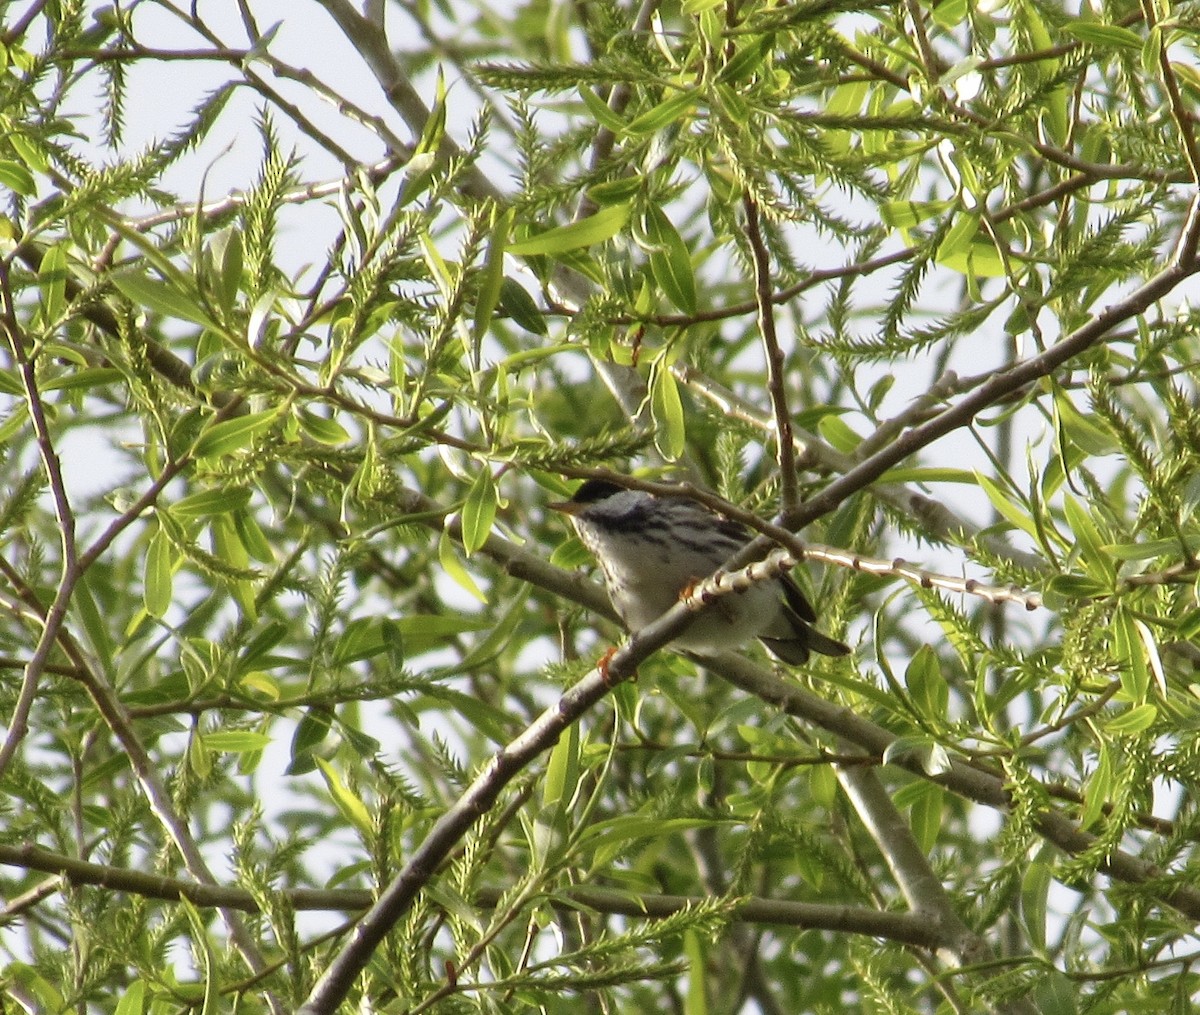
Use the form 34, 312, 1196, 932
2, 1, 1200, 1012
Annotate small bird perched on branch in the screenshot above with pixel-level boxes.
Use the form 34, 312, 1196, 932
551, 479, 849, 664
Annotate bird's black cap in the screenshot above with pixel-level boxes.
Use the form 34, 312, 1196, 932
568, 479, 626, 504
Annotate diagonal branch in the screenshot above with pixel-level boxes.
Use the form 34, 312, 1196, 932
784, 192, 1200, 531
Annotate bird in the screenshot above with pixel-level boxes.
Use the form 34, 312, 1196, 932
550, 478, 849, 663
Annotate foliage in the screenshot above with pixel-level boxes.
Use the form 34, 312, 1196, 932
1, 0, 1200, 1012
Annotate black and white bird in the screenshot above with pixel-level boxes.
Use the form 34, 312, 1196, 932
551, 478, 849, 664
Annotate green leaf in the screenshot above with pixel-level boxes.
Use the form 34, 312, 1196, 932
192, 409, 277, 458
414, 67, 448, 157
38, 244, 68, 324
880, 199, 951, 229
297, 407, 351, 446
587, 177, 644, 206
178, 897, 218, 1015
684, 928, 709, 1015
202, 731, 272, 752
1062, 494, 1115, 583
1062, 22, 1143, 51
650, 361, 685, 461
111, 269, 218, 329
288, 708, 332, 775
1055, 393, 1117, 455
497, 277, 547, 334
622, 89, 697, 136
143, 525, 173, 619
438, 528, 487, 603
172, 486, 253, 518
461, 469, 498, 555
41, 367, 125, 393
930, 0, 968, 30
1080, 741, 1111, 829
1112, 608, 1149, 703
975, 471, 1039, 541
876, 467, 976, 484
818, 414, 862, 454
905, 645, 948, 717
1105, 702, 1157, 734
508, 203, 630, 256
1134, 617, 1167, 696
473, 206, 513, 345
216, 227, 243, 314
936, 211, 980, 261
543, 719, 580, 810
0, 160, 36, 196
642, 206, 696, 314
316, 757, 373, 836
578, 85, 625, 132
1021, 858, 1051, 952
908, 782, 944, 853
114, 979, 147, 1015
716, 32, 774, 85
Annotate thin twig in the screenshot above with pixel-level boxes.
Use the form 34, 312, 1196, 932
1144, 0, 1200, 186
741, 194, 799, 511
0, 259, 79, 779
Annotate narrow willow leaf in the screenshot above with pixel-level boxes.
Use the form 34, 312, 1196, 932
461, 469, 498, 556
1112, 609, 1149, 703
587, 177, 643, 205
0, 160, 35, 195
498, 277, 547, 334
1062, 494, 1115, 583
508, 203, 630, 256
1062, 22, 1143, 51
111, 269, 218, 329
817, 414, 862, 454
881, 199, 952, 229
178, 897, 218, 1015
909, 782, 945, 853
975, 471, 1040, 541
192, 409, 277, 458
1021, 858, 1051, 952
684, 929, 708, 1015
114, 981, 146, 1015
438, 529, 487, 603
578, 85, 624, 132
172, 487, 253, 517
144, 525, 173, 619
905, 645, 948, 717
316, 758, 373, 835
332, 617, 392, 665
41, 367, 124, 393
1080, 741, 1111, 829
202, 731, 271, 752
716, 33, 774, 84
542, 719, 580, 809
217, 227, 243, 314
643, 206, 696, 314
288, 708, 332, 775
297, 407, 351, 446
1106, 702, 1157, 734
38, 244, 67, 324
1055, 392, 1117, 455
472, 206, 513, 345
623, 88, 697, 136
936, 211, 980, 261
650, 362, 685, 461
